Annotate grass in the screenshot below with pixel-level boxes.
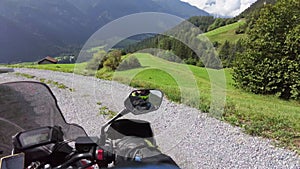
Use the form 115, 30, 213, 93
98, 106, 117, 119
15, 72, 36, 79
8, 63, 88, 74
14, 72, 74, 91
112, 53, 300, 153
204, 20, 247, 44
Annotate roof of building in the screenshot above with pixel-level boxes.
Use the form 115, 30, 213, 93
38, 56, 58, 64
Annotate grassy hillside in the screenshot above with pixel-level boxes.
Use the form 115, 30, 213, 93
114, 53, 300, 153
204, 20, 246, 44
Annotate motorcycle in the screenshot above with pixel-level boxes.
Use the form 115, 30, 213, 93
0, 81, 165, 169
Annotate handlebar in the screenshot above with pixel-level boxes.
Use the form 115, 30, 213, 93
53, 153, 94, 169
52, 146, 114, 169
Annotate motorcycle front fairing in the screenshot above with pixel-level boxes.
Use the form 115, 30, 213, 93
0, 81, 87, 159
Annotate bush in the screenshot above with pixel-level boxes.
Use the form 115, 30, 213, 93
156, 50, 182, 63
117, 55, 141, 71
95, 67, 113, 80
86, 51, 107, 70
184, 58, 197, 65
103, 50, 122, 71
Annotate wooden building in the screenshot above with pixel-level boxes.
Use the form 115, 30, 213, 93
38, 56, 58, 64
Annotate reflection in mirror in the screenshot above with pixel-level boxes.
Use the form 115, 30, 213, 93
125, 89, 163, 115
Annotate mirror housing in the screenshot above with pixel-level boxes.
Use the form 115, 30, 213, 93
124, 89, 163, 115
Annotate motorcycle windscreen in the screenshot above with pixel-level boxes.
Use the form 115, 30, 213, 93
0, 81, 87, 158
0, 153, 24, 169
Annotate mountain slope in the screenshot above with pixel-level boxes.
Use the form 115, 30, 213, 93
204, 20, 246, 44
0, 0, 209, 63
236, 0, 277, 19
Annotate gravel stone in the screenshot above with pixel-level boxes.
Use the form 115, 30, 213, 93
0, 68, 300, 169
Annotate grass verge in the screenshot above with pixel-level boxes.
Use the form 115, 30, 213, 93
8, 63, 88, 74
14, 72, 74, 91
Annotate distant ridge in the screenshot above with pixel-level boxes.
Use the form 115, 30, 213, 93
0, 0, 209, 63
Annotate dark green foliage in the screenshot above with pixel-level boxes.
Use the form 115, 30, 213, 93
117, 55, 141, 71
86, 50, 107, 70
236, 0, 277, 19
212, 41, 219, 48
206, 18, 240, 32
103, 50, 122, 71
86, 49, 123, 71
184, 58, 197, 65
156, 50, 182, 63
233, 0, 277, 35
235, 24, 247, 34
188, 16, 215, 32
219, 40, 231, 67
208, 18, 227, 31
234, 0, 300, 100
125, 34, 199, 65
218, 39, 245, 68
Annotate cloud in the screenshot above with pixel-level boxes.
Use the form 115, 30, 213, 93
181, 0, 257, 17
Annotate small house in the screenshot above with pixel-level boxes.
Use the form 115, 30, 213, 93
38, 56, 58, 64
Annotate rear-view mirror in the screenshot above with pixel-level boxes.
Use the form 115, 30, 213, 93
124, 89, 163, 115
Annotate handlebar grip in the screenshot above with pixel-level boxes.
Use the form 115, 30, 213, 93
96, 147, 115, 167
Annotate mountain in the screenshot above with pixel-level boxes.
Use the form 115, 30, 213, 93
0, 0, 209, 63
236, 0, 277, 19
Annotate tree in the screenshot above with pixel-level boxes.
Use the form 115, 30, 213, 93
103, 50, 122, 71
233, 0, 300, 100
188, 16, 215, 32
86, 50, 107, 70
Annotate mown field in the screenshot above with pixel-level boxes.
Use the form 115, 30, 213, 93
204, 20, 246, 44
8, 62, 87, 74
7, 53, 300, 153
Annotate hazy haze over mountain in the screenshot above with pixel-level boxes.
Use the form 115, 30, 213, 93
181, 0, 257, 17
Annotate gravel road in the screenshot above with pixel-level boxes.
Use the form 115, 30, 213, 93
1, 68, 300, 169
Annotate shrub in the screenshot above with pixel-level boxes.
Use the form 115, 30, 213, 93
86, 50, 107, 70
103, 50, 122, 71
95, 67, 113, 80
117, 55, 141, 71
156, 50, 182, 63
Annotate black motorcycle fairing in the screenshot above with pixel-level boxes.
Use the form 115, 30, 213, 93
106, 119, 155, 145
0, 81, 87, 158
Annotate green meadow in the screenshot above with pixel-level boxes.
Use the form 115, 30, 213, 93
114, 53, 300, 153
9, 62, 87, 74
204, 20, 247, 44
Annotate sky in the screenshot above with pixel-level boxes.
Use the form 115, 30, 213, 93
180, 0, 257, 17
